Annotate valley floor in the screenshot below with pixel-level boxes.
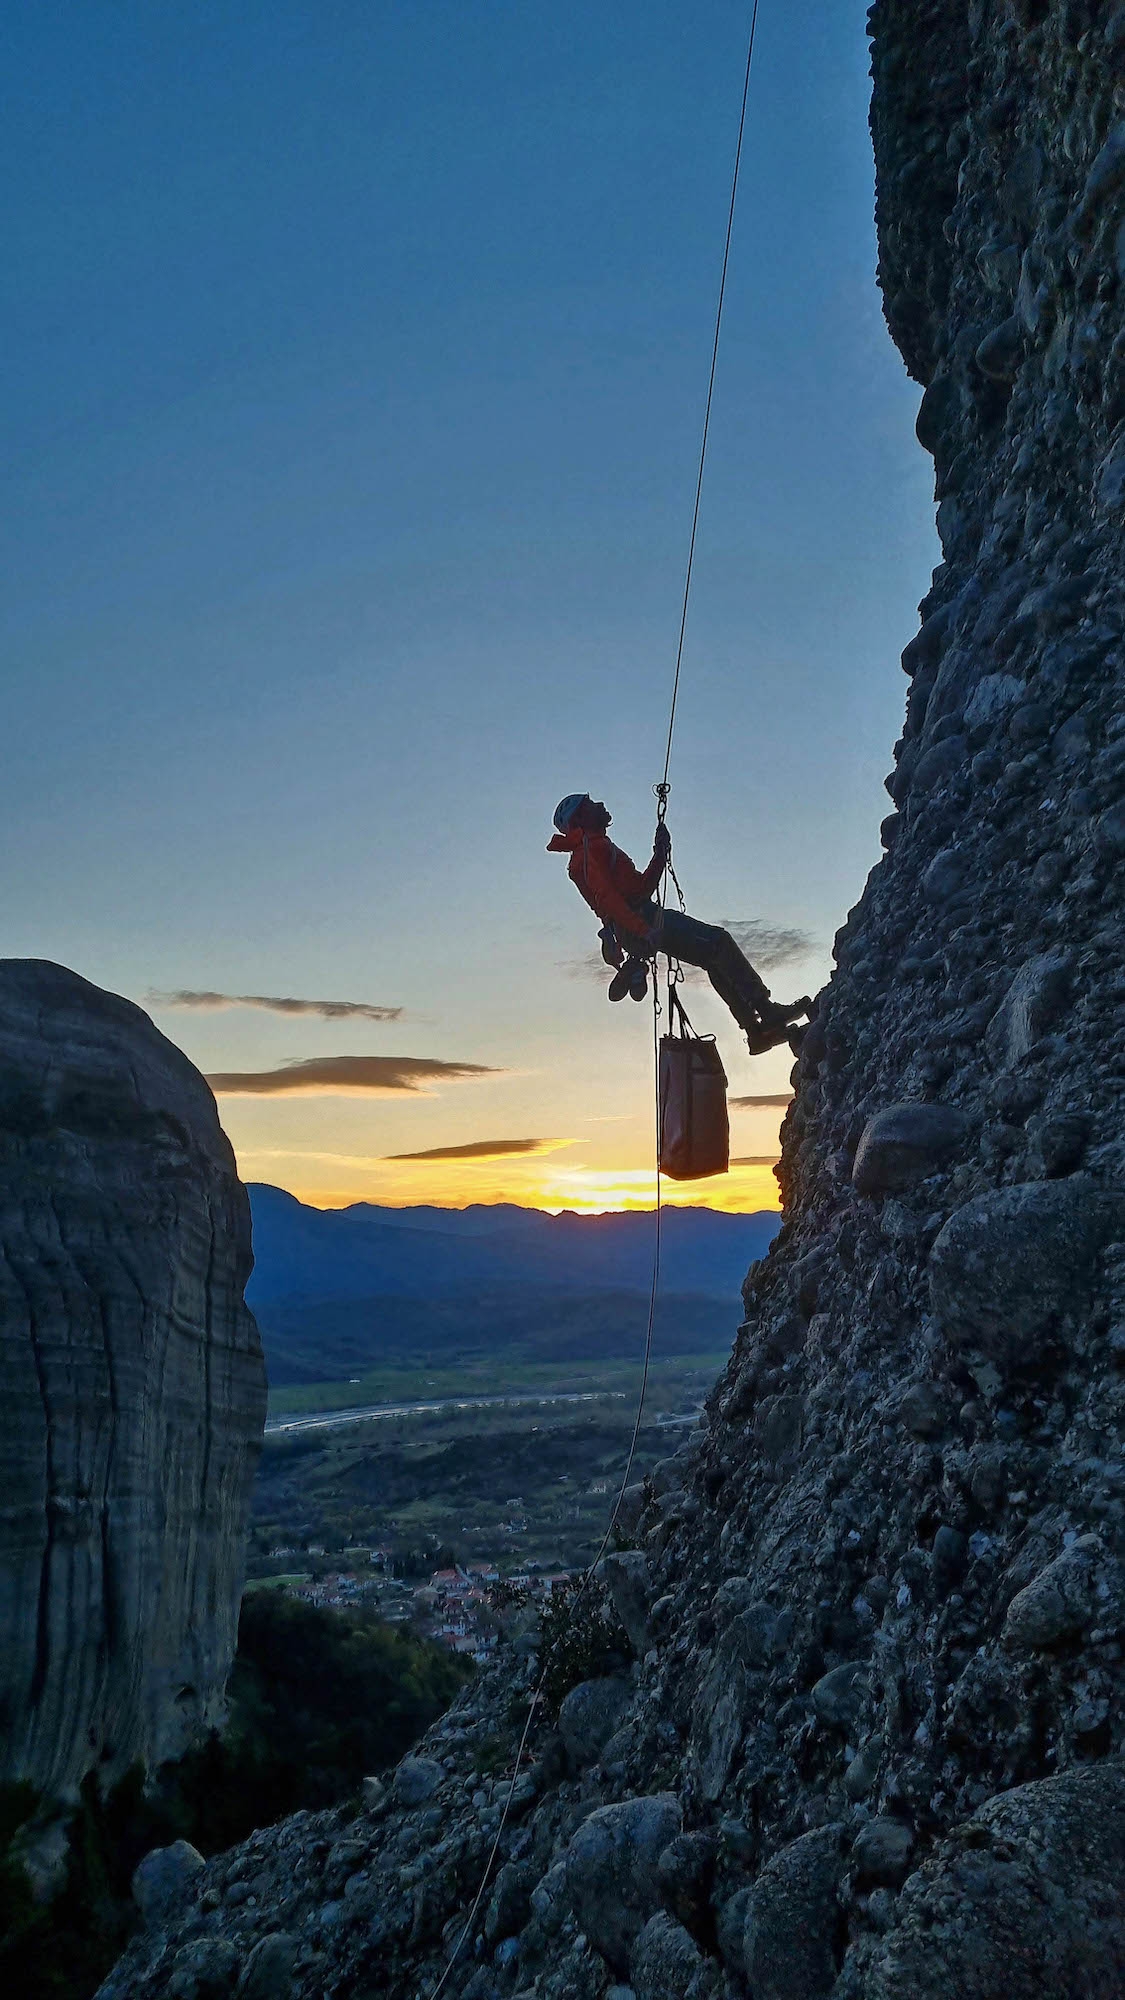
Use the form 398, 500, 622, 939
246, 1353, 723, 1656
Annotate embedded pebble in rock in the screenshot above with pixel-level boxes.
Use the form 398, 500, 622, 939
929, 1178, 1125, 1367
985, 953, 1074, 1066
563, 1794, 682, 1973
851, 1817, 914, 1887
97, 8, 1125, 1998
811, 1662, 869, 1729
851, 1102, 969, 1194
595, 1551, 653, 1655
558, 1677, 633, 1771
844, 1739, 883, 1802
894, 1379, 949, 1437
1002, 1537, 1109, 1650
484, 1860, 533, 1945
235, 1934, 296, 2000
132, 1842, 207, 1927
629, 1912, 709, 2000
166, 1939, 241, 2000
392, 1755, 445, 1806
653, 1829, 716, 1942
743, 1826, 846, 2000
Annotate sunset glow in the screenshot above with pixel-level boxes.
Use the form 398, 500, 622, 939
235, 1146, 782, 1216
9, 0, 929, 1247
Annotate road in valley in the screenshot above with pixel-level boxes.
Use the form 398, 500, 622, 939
266, 1390, 700, 1437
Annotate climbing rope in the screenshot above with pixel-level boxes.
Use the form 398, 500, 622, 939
426, 16, 761, 1992
425, 992, 663, 2000
657, 0, 761, 818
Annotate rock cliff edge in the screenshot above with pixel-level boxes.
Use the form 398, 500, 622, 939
0, 959, 266, 1804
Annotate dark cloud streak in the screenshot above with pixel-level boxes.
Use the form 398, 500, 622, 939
720, 920, 816, 970
150, 990, 403, 1022
566, 918, 816, 985
384, 1137, 565, 1162
730, 1093, 794, 1109
207, 1056, 499, 1096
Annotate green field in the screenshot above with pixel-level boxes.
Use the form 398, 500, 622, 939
266, 1350, 730, 1419
251, 1351, 726, 1578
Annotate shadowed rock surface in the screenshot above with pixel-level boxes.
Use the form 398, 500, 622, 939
100, 5, 1125, 1997
0, 959, 266, 1802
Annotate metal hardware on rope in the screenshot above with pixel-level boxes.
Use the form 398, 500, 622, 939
666, 856, 687, 913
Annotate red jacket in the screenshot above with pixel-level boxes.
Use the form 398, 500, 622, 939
547, 826, 664, 942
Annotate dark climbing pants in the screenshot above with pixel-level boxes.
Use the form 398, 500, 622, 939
642, 907, 772, 1032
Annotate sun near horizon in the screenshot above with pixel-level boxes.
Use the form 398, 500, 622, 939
238, 1154, 783, 1217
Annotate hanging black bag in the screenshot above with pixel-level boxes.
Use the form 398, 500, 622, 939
659, 987, 729, 1180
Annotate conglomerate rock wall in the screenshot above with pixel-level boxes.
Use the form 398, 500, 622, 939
0, 960, 266, 1803
102, 6, 1125, 1997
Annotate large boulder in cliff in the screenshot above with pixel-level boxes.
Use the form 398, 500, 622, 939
0, 959, 266, 1801
928, 1177, 1125, 1370
563, 1792, 682, 1972
854, 1765, 1125, 2000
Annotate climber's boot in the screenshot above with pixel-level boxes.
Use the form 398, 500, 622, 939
745, 1019, 795, 1056
607, 962, 632, 1001
760, 994, 812, 1028
628, 958, 649, 1002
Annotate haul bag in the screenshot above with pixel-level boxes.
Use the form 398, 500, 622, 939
659, 1004, 729, 1180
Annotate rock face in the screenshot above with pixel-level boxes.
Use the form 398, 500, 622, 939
101, 8, 1125, 2000
0, 960, 266, 1802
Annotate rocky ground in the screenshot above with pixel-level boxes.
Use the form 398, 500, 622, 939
98, 3, 1125, 1996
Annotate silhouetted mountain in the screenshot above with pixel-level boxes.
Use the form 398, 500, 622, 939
246, 1187, 780, 1386
246, 1185, 779, 1304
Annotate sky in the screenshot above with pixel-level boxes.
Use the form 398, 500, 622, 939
3, 1, 937, 1214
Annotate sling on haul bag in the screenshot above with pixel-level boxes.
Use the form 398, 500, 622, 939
658, 987, 729, 1180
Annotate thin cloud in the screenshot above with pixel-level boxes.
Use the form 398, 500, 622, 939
384, 1137, 572, 1162
239, 1150, 405, 1168
565, 919, 816, 984
731, 1092, 794, 1109
149, 989, 403, 1022
719, 921, 816, 971
207, 1055, 500, 1096
731, 1155, 782, 1167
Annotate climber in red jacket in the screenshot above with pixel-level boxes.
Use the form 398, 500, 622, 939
548, 793, 810, 1052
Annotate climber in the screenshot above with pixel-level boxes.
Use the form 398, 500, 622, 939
548, 794, 810, 1052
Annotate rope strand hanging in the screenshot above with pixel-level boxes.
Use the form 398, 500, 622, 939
427, 15, 762, 1992
658, 0, 760, 822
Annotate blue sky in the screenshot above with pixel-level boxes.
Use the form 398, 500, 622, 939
3, 0, 936, 1209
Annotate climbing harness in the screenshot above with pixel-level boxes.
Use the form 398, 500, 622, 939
427, 11, 761, 1991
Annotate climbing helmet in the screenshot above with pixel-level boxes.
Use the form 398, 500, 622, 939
553, 793, 589, 833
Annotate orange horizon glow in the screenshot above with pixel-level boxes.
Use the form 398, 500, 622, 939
239, 1152, 782, 1216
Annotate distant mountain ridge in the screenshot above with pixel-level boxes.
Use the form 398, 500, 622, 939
246, 1186, 781, 1385
246, 1184, 780, 1305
